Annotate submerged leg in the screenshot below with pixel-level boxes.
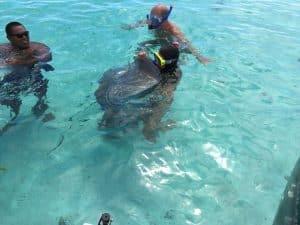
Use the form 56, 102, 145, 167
98, 108, 121, 129
0, 97, 21, 135
31, 75, 49, 117
142, 88, 175, 142
0, 97, 22, 120
142, 116, 159, 142
32, 99, 48, 117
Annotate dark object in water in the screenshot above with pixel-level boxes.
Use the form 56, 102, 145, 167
58, 217, 67, 225
272, 158, 300, 225
58, 217, 72, 225
42, 112, 56, 122
0, 166, 8, 172
98, 213, 112, 225
47, 134, 64, 155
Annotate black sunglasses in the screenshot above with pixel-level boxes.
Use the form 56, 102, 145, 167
10, 31, 29, 38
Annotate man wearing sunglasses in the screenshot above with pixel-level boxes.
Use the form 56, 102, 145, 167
1, 21, 52, 67
0, 21, 54, 129
122, 4, 213, 65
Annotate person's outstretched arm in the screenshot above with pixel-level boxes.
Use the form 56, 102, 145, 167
171, 26, 214, 64
121, 19, 148, 30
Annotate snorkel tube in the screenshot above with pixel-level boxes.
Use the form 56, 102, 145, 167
147, 5, 173, 30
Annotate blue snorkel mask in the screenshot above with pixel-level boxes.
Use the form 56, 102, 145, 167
147, 6, 173, 30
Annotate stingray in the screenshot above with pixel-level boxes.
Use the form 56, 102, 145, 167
95, 58, 163, 128
95, 58, 161, 108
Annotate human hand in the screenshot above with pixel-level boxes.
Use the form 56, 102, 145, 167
197, 56, 215, 65
121, 25, 132, 30
37, 63, 55, 72
172, 41, 180, 47
5, 57, 19, 65
137, 51, 147, 60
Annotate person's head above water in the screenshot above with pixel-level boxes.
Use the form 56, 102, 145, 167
147, 4, 173, 29
154, 43, 179, 73
5, 21, 30, 50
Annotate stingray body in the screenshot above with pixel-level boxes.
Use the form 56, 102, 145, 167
95, 58, 162, 128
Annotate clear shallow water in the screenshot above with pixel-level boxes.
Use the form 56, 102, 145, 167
0, 0, 300, 225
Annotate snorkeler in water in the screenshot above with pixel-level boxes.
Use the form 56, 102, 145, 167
137, 42, 181, 83
137, 43, 182, 141
95, 42, 181, 142
122, 4, 214, 65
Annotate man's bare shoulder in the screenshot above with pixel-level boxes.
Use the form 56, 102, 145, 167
162, 22, 181, 36
30, 42, 50, 51
0, 43, 12, 55
167, 23, 186, 41
169, 23, 181, 34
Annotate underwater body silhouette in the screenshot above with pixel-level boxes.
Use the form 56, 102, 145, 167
272, 157, 300, 225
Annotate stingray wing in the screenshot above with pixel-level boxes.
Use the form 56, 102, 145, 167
95, 58, 161, 109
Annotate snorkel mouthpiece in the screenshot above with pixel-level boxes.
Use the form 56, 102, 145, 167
147, 5, 173, 30
153, 51, 177, 69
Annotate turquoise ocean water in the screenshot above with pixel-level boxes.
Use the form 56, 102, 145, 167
0, 0, 300, 225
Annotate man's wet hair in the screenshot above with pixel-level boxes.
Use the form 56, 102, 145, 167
159, 45, 179, 60
159, 44, 179, 74
5, 21, 24, 36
